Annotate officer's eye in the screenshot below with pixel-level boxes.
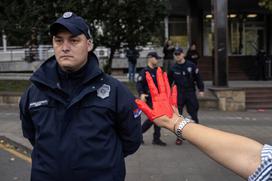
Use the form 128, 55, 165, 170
70, 38, 80, 44
54, 38, 63, 45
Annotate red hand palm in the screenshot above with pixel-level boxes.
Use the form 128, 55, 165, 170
135, 67, 177, 121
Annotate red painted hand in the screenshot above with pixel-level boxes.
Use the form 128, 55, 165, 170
135, 67, 177, 121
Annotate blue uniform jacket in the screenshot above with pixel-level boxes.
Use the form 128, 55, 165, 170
136, 66, 158, 105
19, 52, 142, 181
168, 61, 204, 92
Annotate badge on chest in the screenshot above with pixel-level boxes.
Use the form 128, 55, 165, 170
97, 84, 111, 99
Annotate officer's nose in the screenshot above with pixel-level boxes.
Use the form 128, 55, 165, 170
62, 40, 71, 53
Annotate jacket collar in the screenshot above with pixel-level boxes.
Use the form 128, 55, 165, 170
30, 52, 102, 90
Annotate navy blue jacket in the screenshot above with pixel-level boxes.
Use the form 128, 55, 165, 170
168, 61, 204, 92
19, 52, 142, 181
136, 66, 158, 105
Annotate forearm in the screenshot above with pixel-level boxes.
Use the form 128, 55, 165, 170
136, 67, 265, 179
182, 122, 263, 179
159, 113, 263, 179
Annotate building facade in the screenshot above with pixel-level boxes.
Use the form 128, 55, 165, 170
165, 0, 272, 80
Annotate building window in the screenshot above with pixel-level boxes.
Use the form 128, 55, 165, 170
168, 16, 188, 49
203, 13, 266, 56
203, 17, 213, 56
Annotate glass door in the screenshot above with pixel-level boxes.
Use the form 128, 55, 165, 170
243, 23, 265, 55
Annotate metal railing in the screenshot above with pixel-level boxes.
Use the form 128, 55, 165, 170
0, 46, 54, 62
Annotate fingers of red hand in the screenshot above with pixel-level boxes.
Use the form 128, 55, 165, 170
135, 99, 154, 121
156, 67, 166, 94
163, 72, 171, 98
145, 72, 158, 97
171, 85, 178, 107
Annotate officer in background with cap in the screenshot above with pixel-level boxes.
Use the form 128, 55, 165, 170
136, 52, 167, 146
168, 47, 204, 145
19, 12, 142, 181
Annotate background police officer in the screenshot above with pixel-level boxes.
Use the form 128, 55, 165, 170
168, 48, 204, 145
136, 52, 167, 146
19, 12, 142, 181
126, 46, 139, 82
185, 42, 200, 66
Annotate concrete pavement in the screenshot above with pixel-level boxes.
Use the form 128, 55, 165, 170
0, 146, 30, 181
0, 105, 272, 181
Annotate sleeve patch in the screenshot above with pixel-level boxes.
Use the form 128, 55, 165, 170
133, 108, 142, 118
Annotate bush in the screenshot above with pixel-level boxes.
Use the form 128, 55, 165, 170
0, 80, 30, 92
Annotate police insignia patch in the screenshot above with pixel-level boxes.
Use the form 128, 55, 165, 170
97, 84, 111, 99
63, 12, 73, 18
137, 76, 142, 81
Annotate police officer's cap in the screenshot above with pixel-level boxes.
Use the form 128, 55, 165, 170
147, 52, 161, 59
50, 12, 92, 39
174, 47, 184, 54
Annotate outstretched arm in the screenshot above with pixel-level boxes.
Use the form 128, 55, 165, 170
135, 67, 264, 179
156, 114, 262, 179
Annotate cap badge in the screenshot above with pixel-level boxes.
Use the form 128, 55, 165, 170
63, 12, 73, 18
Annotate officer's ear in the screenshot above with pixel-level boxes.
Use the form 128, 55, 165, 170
87, 39, 93, 52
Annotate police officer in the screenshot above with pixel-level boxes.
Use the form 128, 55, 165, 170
19, 12, 142, 181
126, 46, 139, 82
255, 49, 267, 80
163, 39, 175, 72
136, 52, 167, 146
185, 42, 200, 66
168, 48, 204, 145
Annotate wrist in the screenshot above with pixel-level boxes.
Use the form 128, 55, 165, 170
174, 117, 194, 140
168, 114, 181, 132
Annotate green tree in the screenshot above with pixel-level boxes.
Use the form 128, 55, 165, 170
85, 0, 167, 74
0, 0, 167, 73
0, 0, 91, 46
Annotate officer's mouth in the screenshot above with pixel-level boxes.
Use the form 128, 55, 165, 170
60, 55, 73, 59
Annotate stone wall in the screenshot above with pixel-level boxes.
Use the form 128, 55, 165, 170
0, 92, 21, 105
0, 61, 42, 72
209, 87, 245, 111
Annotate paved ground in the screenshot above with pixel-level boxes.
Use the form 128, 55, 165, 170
0, 105, 272, 181
0, 146, 30, 181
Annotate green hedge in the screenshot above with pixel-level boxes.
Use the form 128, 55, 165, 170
0, 80, 30, 92
0, 80, 138, 96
